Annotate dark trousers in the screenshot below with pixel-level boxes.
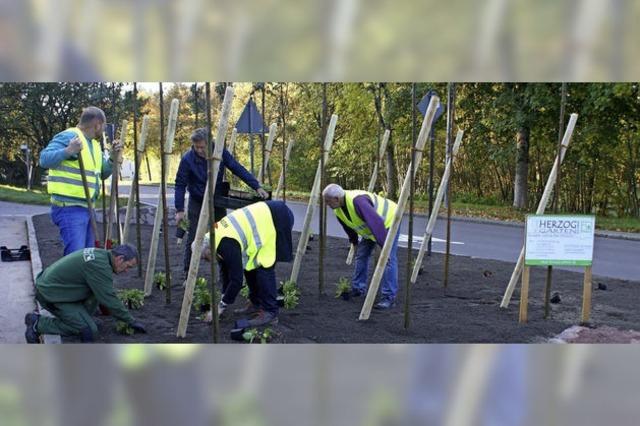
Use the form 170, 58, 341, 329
183, 196, 226, 272
245, 266, 278, 315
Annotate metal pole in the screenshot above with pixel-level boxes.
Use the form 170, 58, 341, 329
319, 83, 327, 296
133, 83, 143, 277
281, 83, 287, 203
544, 82, 567, 318
249, 95, 254, 176
159, 83, 172, 304
405, 83, 417, 329
206, 82, 220, 342
261, 83, 266, 182
444, 83, 456, 289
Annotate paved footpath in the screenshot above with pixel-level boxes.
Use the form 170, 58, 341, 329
0, 216, 36, 343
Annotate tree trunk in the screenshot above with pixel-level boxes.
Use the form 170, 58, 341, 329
513, 127, 530, 209
385, 132, 397, 198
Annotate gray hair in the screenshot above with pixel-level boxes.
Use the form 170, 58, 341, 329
322, 183, 345, 200
79, 106, 106, 125
191, 128, 209, 143
112, 244, 138, 261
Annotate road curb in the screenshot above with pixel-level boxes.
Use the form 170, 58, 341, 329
26, 216, 62, 344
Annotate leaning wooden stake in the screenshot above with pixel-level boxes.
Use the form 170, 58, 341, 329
123, 115, 149, 243
275, 139, 295, 199
410, 130, 464, 283
106, 120, 128, 244
143, 100, 180, 296
257, 123, 277, 182
345, 129, 390, 265
177, 86, 234, 338
359, 96, 440, 320
289, 114, 338, 285
500, 113, 578, 308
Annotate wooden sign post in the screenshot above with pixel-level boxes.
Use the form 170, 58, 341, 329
177, 86, 235, 338
518, 214, 595, 324
359, 96, 440, 321
123, 115, 149, 243
345, 129, 390, 265
257, 123, 277, 182
501, 113, 578, 308
410, 130, 464, 283
289, 114, 338, 285
143, 99, 180, 296
275, 139, 295, 199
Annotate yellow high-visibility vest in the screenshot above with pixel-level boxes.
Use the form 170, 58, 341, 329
208, 202, 277, 271
47, 128, 103, 200
334, 190, 397, 241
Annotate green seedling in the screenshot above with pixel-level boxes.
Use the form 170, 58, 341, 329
193, 277, 211, 312
239, 283, 249, 298
242, 327, 274, 344
281, 279, 299, 310
117, 289, 145, 310
335, 276, 351, 298
153, 272, 167, 290
178, 217, 190, 231
115, 321, 134, 335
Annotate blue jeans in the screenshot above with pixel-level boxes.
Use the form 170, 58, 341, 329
352, 232, 399, 300
51, 205, 95, 256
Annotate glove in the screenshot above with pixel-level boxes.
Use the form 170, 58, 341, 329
130, 321, 147, 334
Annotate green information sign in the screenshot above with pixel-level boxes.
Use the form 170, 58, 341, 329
525, 215, 595, 266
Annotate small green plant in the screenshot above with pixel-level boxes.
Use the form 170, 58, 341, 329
115, 321, 134, 335
153, 272, 167, 290
281, 280, 299, 310
335, 276, 351, 298
117, 289, 145, 310
242, 327, 274, 344
193, 277, 212, 312
239, 281, 249, 298
178, 217, 190, 231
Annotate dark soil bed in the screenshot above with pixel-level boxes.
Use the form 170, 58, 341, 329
33, 213, 640, 343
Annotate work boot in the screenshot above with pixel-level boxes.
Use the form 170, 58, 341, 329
374, 297, 396, 310
234, 300, 260, 315
246, 310, 278, 327
218, 300, 228, 319
24, 312, 41, 344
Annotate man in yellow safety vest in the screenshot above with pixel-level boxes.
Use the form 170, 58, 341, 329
323, 183, 400, 309
39, 107, 122, 255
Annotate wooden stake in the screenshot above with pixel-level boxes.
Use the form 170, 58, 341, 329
345, 129, 390, 265
581, 266, 593, 323
106, 120, 128, 245
205, 82, 219, 342
289, 114, 338, 285
359, 96, 440, 320
123, 115, 149, 243
177, 86, 234, 338
275, 139, 295, 199
500, 113, 578, 308
519, 265, 530, 323
143, 99, 180, 296
410, 130, 464, 283
161, 97, 179, 304
257, 123, 277, 182
77, 154, 101, 248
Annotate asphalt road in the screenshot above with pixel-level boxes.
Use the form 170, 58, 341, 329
119, 183, 640, 282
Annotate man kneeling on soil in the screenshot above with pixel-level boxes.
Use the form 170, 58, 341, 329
25, 244, 147, 343
196, 200, 294, 327
323, 184, 399, 310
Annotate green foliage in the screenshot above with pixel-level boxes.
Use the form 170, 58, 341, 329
335, 277, 351, 298
239, 283, 250, 298
193, 277, 212, 312
281, 280, 300, 310
178, 217, 190, 232
242, 327, 274, 344
117, 289, 145, 310
115, 321, 134, 336
0, 184, 49, 205
153, 272, 167, 290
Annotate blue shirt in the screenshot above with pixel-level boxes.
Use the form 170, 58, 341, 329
174, 146, 261, 212
39, 129, 113, 206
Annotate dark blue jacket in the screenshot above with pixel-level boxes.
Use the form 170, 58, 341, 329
174, 147, 260, 211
